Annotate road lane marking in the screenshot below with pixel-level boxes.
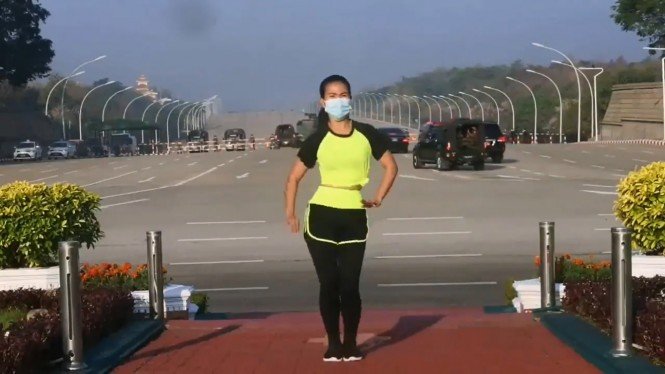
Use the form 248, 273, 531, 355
642, 150, 654, 155
196, 287, 269, 292
614, 169, 625, 172
604, 154, 616, 158
507, 166, 517, 169
101, 186, 169, 199
400, 174, 436, 181
109, 161, 118, 165
375, 254, 481, 259
236, 172, 250, 179
533, 172, 545, 176
497, 175, 521, 179
187, 162, 198, 167
583, 184, 615, 188
591, 165, 605, 169
229, 159, 234, 163
113, 165, 129, 170
378, 282, 497, 287
236, 156, 242, 159
520, 169, 531, 173
387, 217, 463, 221
141, 166, 152, 171
82, 171, 137, 187
218, 163, 226, 167
598, 213, 615, 217
178, 236, 268, 242
64, 170, 79, 175
382, 231, 471, 236
159, 162, 165, 166
582, 151, 590, 154
259, 160, 268, 164
594, 228, 611, 231
539, 155, 551, 159
548, 174, 565, 178
612, 174, 627, 178
101, 198, 149, 209
138, 177, 155, 184
632, 159, 648, 163
244, 153, 248, 156
29, 175, 58, 183
170, 260, 264, 266
173, 167, 218, 187
522, 151, 532, 154
187, 220, 267, 225
581, 190, 618, 195
563, 159, 577, 164
40, 168, 58, 173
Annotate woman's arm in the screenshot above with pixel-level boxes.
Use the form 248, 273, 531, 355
364, 151, 398, 208
285, 159, 309, 232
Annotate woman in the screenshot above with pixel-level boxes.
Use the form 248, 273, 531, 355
284, 75, 398, 362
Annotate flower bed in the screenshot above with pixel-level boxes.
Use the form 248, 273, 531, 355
0, 287, 133, 373
563, 276, 665, 366
511, 254, 612, 312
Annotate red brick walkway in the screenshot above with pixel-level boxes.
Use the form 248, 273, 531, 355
115, 308, 599, 373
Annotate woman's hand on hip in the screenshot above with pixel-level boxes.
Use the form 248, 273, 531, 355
362, 198, 382, 208
286, 214, 300, 233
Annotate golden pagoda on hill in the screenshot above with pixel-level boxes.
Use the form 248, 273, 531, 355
136, 75, 158, 100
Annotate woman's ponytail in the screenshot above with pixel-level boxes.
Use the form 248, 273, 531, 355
317, 107, 329, 131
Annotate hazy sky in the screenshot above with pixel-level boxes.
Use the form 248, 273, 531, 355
42, 0, 646, 111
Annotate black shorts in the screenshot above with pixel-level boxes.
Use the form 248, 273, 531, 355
304, 204, 368, 245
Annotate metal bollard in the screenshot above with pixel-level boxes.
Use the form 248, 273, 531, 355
59, 241, 87, 371
146, 231, 165, 320
610, 228, 633, 357
539, 222, 556, 309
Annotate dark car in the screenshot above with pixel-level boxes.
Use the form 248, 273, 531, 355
483, 123, 507, 163
275, 124, 300, 147
83, 138, 108, 157
296, 118, 318, 141
224, 128, 246, 151
377, 127, 410, 153
412, 119, 486, 171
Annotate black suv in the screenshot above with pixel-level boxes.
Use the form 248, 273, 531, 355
483, 123, 507, 163
275, 124, 300, 147
412, 119, 486, 171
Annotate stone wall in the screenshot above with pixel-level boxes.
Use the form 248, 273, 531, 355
600, 82, 663, 140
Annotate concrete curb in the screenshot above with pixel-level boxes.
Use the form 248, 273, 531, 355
571, 139, 665, 146
536, 312, 662, 373
83, 319, 165, 373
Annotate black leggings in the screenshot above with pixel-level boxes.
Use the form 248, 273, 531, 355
306, 235, 366, 347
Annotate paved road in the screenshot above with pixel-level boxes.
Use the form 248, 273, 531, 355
1, 140, 662, 313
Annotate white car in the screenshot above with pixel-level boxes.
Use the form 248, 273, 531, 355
47, 141, 76, 159
13, 140, 43, 161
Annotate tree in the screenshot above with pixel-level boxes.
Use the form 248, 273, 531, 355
0, 0, 54, 86
612, 0, 665, 55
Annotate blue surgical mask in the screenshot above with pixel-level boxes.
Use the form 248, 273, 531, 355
324, 98, 352, 121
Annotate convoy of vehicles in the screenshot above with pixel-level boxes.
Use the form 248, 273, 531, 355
412, 119, 487, 171
224, 128, 246, 151
274, 124, 301, 147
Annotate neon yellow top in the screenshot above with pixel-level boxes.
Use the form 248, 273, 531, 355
297, 121, 389, 209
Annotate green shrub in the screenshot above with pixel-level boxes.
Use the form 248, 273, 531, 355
190, 293, 209, 314
614, 161, 665, 255
0, 182, 103, 268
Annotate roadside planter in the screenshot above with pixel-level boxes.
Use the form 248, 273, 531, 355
512, 278, 565, 313
632, 254, 665, 278
131, 284, 197, 319
0, 266, 60, 290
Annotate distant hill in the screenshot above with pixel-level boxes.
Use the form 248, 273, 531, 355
369, 57, 661, 136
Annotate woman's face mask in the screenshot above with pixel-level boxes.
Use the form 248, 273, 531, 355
324, 98, 352, 121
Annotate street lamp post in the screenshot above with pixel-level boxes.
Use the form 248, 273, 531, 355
417, 96, 433, 123
62, 55, 106, 138
553, 60, 595, 141
400, 95, 416, 129
409, 96, 422, 130
78, 80, 116, 141
449, 94, 472, 118
473, 89, 500, 124
459, 92, 484, 121
123, 93, 152, 119
389, 94, 403, 126
430, 96, 453, 120
166, 102, 189, 148
527, 69, 563, 143
532, 42, 582, 142
423, 96, 443, 122
438, 96, 461, 118
102, 86, 132, 122
154, 100, 180, 142
507, 76, 538, 143
643, 47, 665, 141
178, 102, 199, 138
483, 86, 515, 131
377, 93, 390, 122
141, 99, 170, 143
44, 71, 85, 139
579, 67, 605, 141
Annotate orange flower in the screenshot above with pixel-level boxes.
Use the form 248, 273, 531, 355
572, 258, 585, 266
534, 256, 541, 267
564, 253, 571, 260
